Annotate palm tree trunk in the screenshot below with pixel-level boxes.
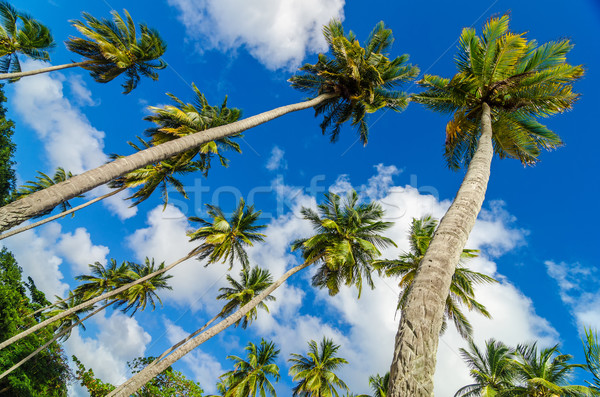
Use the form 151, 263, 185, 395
0, 187, 126, 241
0, 252, 195, 351
25, 293, 79, 319
108, 259, 316, 397
387, 103, 494, 396
0, 94, 335, 233
0, 61, 93, 80
0, 301, 113, 380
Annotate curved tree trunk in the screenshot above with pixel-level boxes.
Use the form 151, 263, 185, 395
0, 253, 195, 351
108, 259, 315, 397
0, 187, 126, 241
0, 301, 113, 380
0, 61, 93, 80
0, 94, 335, 232
387, 103, 494, 396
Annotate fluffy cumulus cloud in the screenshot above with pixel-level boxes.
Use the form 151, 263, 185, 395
55, 227, 109, 274
167, 0, 345, 69
11, 60, 137, 220
545, 260, 600, 329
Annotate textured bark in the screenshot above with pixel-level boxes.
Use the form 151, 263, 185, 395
0, 187, 125, 241
0, 301, 112, 380
0, 253, 195, 351
388, 103, 494, 396
0, 94, 334, 232
0, 61, 92, 80
108, 260, 315, 397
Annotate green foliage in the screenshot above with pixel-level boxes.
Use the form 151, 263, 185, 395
66, 9, 166, 94
218, 339, 280, 397
0, 83, 15, 205
373, 215, 497, 339
368, 372, 389, 397
0, 248, 71, 396
412, 14, 583, 169
290, 20, 418, 144
12, 167, 82, 218
292, 190, 396, 298
288, 337, 349, 397
188, 198, 266, 269
73, 355, 204, 396
583, 328, 600, 392
0, 1, 54, 75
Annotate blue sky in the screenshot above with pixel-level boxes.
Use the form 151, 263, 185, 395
2, 0, 600, 395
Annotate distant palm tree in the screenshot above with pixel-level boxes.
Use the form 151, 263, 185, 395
0, 9, 167, 93
455, 339, 516, 397
109, 191, 394, 396
369, 372, 389, 397
289, 337, 349, 397
74, 259, 134, 301
0, 1, 54, 75
583, 328, 600, 393
219, 339, 280, 397
373, 215, 496, 339
389, 15, 583, 394
0, 19, 417, 234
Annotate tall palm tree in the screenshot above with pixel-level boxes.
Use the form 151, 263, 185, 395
288, 337, 349, 397
0, 1, 54, 75
455, 339, 516, 397
373, 216, 496, 339
369, 372, 390, 397
219, 339, 280, 397
0, 199, 264, 352
583, 328, 600, 393
0, 19, 417, 233
108, 191, 395, 396
0, 9, 167, 93
508, 343, 592, 396
388, 15, 583, 395
74, 259, 134, 301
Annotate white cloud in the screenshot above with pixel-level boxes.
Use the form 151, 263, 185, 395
545, 260, 600, 330
266, 146, 287, 171
167, 0, 345, 70
165, 319, 225, 394
55, 227, 109, 274
68, 75, 98, 107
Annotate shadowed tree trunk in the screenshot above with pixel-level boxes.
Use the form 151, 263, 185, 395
0, 94, 334, 233
388, 103, 493, 396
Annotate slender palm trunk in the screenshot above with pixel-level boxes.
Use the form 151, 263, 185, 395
0, 94, 335, 232
0, 301, 113, 380
108, 259, 316, 397
0, 187, 126, 241
0, 252, 195, 351
387, 103, 494, 396
0, 61, 93, 80
25, 293, 81, 319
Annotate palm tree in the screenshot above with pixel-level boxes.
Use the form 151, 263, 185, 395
373, 215, 496, 339
388, 15, 583, 395
289, 337, 349, 397
74, 259, 134, 300
0, 19, 417, 233
583, 328, 600, 392
0, 199, 264, 352
369, 372, 389, 397
108, 191, 395, 396
508, 343, 593, 396
0, 1, 54, 76
0, 9, 166, 93
455, 339, 516, 397
219, 339, 280, 397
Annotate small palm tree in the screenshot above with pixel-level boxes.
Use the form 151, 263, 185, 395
74, 259, 134, 301
368, 372, 389, 397
583, 328, 600, 393
0, 9, 166, 93
219, 339, 280, 397
389, 15, 583, 394
188, 198, 266, 269
115, 258, 173, 315
0, 1, 54, 75
0, 19, 417, 233
455, 339, 516, 397
289, 337, 349, 397
373, 215, 497, 339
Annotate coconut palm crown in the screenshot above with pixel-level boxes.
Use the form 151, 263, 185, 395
292, 190, 396, 298
66, 9, 166, 93
412, 14, 583, 169
290, 19, 419, 145
0, 1, 54, 74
